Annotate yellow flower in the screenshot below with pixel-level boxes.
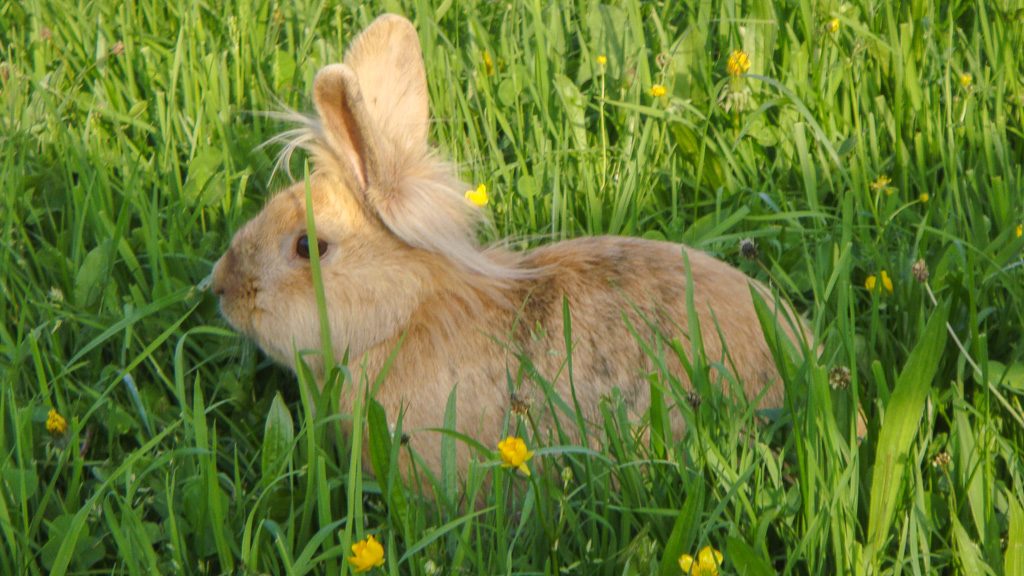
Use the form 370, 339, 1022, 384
959, 73, 972, 89
483, 51, 494, 76
880, 270, 893, 293
596, 54, 607, 66
865, 271, 894, 294
1016, 224, 1023, 238
46, 408, 67, 436
919, 192, 929, 203
870, 174, 892, 194
679, 546, 724, 576
827, 18, 840, 33
650, 84, 667, 97
726, 50, 750, 77
465, 184, 488, 207
347, 535, 385, 573
497, 436, 534, 476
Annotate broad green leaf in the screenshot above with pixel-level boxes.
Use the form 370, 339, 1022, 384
261, 393, 294, 482
1, 467, 38, 502
74, 240, 112, 308
182, 147, 223, 208
724, 536, 775, 576
658, 478, 704, 576
988, 361, 1024, 392
952, 515, 995, 575
1008, 495, 1024, 576
866, 301, 950, 565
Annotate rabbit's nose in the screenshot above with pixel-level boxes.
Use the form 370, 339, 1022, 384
211, 274, 225, 296
210, 250, 235, 296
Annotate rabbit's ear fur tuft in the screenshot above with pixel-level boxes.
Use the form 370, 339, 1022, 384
308, 14, 524, 279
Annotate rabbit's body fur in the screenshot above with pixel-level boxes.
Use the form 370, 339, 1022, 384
354, 235, 790, 475
212, 14, 805, 481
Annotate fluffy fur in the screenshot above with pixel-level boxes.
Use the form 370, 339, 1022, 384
211, 14, 815, 481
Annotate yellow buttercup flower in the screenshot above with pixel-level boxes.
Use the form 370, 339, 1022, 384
650, 84, 667, 97
1016, 224, 1022, 238
827, 18, 840, 33
483, 51, 494, 76
347, 535, 385, 573
497, 436, 534, 476
46, 409, 67, 436
679, 545, 724, 576
465, 184, 488, 207
866, 271, 894, 294
919, 192, 929, 203
596, 54, 607, 66
726, 50, 750, 77
880, 270, 893, 293
870, 174, 893, 194
959, 73, 972, 89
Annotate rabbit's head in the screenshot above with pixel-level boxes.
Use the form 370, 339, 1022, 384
211, 15, 518, 371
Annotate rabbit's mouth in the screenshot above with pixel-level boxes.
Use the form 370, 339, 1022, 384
212, 280, 260, 336
221, 290, 261, 335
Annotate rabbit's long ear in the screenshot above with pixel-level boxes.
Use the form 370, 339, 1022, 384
312, 14, 428, 195
311, 15, 515, 278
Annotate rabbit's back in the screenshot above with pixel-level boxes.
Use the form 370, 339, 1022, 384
514, 237, 788, 425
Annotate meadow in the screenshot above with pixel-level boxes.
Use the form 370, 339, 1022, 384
2, 0, 1023, 574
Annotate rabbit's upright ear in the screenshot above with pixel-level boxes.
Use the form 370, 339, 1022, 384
312, 14, 428, 195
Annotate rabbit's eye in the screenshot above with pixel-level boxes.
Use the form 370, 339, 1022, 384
296, 235, 328, 259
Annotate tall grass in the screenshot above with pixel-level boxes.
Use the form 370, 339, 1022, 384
2, 0, 1022, 574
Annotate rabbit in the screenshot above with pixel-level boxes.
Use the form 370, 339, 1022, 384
210, 14, 821, 485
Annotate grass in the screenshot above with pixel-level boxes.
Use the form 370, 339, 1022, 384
2, 0, 1023, 573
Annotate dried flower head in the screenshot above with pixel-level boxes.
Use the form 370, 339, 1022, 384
931, 451, 952, 470
911, 259, 929, 283
686, 390, 702, 409
828, 366, 852, 390
510, 393, 530, 417
110, 41, 125, 57
739, 238, 758, 261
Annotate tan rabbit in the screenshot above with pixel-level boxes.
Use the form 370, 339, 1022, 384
211, 14, 815, 482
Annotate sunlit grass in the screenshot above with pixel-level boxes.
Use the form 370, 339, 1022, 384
2, 0, 1023, 574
